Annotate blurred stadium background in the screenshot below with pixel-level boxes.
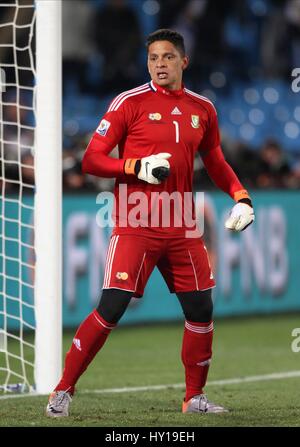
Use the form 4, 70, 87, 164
1, 0, 300, 427
59, 0, 300, 326
0, 0, 300, 336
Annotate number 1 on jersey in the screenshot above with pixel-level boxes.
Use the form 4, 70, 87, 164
173, 120, 179, 143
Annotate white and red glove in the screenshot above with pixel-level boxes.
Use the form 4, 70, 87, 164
124, 153, 171, 185
225, 198, 255, 232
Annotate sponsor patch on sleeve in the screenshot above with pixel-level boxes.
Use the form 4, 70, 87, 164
96, 119, 111, 136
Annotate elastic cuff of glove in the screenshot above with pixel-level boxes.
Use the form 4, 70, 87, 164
233, 189, 251, 202
124, 158, 139, 175
238, 198, 253, 207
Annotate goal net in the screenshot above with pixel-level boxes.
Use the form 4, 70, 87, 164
0, 0, 62, 394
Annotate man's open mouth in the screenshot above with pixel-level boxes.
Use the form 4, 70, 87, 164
157, 72, 168, 79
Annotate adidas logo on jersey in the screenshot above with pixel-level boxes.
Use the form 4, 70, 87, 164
73, 338, 82, 351
171, 107, 182, 115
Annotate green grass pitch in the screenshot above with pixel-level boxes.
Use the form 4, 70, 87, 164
0, 313, 300, 427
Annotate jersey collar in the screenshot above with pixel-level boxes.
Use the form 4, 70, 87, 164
150, 80, 185, 97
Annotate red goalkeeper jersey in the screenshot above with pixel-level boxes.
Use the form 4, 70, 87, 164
83, 81, 238, 238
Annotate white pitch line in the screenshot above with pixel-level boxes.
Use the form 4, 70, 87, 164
1, 370, 300, 400
82, 370, 300, 395
0, 392, 43, 400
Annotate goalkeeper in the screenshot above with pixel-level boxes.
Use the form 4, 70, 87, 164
46, 29, 254, 417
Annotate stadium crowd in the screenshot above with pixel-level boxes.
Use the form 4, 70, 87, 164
61, 0, 300, 192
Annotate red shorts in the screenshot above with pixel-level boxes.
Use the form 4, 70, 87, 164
102, 235, 215, 297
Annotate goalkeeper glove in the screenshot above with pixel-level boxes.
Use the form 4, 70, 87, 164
225, 197, 255, 232
124, 153, 171, 185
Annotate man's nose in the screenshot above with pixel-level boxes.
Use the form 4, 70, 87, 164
156, 59, 167, 68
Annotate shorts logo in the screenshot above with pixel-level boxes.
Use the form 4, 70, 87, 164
149, 113, 162, 121
116, 272, 128, 280
191, 115, 200, 128
96, 119, 111, 136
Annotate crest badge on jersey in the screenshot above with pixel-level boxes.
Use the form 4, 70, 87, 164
191, 115, 200, 129
116, 272, 128, 280
149, 113, 162, 121
96, 119, 111, 136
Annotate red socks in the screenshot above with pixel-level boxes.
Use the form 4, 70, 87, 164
55, 312, 213, 402
55, 310, 115, 394
181, 320, 213, 402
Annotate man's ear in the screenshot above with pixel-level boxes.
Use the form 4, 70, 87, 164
182, 56, 189, 71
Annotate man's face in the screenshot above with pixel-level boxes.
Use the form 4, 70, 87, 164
147, 40, 189, 90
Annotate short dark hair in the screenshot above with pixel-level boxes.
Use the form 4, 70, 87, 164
146, 29, 186, 56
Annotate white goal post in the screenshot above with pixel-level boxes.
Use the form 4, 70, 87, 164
0, 0, 62, 394
35, 0, 62, 394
